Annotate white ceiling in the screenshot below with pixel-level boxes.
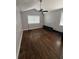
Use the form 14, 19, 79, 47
16, 0, 39, 11
16, 0, 63, 11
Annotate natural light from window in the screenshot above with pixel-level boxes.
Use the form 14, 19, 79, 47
60, 12, 63, 26
28, 15, 40, 24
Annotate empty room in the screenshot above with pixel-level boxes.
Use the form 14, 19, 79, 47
16, 0, 63, 59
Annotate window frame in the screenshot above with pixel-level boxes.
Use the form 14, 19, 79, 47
28, 15, 40, 24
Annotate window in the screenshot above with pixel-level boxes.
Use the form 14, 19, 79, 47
60, 12, 63, 26
28, 15, 40, 24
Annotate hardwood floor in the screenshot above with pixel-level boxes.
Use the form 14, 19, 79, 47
18, 29, 63, 59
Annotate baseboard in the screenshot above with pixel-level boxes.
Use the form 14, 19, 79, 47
16, 30, 23, 59
43, 25, 53, 32
23, 29, 28, 31
23, 27, 43, 31
43, 25, 62, 32
43, 25, 63, 39
53, 29, 63, 35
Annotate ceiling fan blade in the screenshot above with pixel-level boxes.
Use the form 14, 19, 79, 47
42, 10, 48, 12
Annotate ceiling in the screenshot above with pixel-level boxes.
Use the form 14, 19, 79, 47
16, 0, 39, 11
16, 0, 63, 11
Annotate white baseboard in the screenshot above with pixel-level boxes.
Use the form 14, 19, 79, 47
23, 27, 42, 31
23, 29, 28, 31
16, 30, 23, 59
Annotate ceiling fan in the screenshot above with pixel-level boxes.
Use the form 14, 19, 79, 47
39, 0, 48, 14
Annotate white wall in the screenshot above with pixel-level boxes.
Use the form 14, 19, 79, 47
44, 8, 63, 32
41, 0, 63, 11
21, 9, 44, 30
16, 7, 23, 59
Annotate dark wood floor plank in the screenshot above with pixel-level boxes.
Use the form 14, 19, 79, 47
18, 29, 63, 59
